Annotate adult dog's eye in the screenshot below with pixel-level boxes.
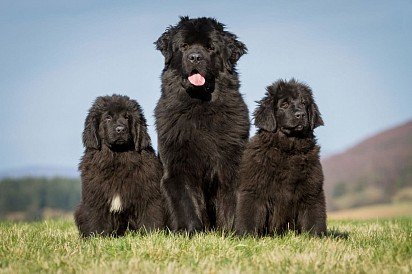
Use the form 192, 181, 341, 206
281, 102, 289, 109
181, 43, 189, 50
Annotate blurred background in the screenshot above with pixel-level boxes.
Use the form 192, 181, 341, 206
1, 0, 411, 221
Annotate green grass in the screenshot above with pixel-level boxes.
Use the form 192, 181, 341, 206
0, 219, 411, 273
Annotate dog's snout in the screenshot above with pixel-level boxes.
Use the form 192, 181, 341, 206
188, 52, 203, 63
115, 126, 125, 134
295, 111, 305, 119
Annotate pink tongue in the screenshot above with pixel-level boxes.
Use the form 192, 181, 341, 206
188, 73, 206, 86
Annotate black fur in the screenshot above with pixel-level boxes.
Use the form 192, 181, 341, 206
235, 79, 327, 236
154, 17, 250, 233
74, 95, 165, 237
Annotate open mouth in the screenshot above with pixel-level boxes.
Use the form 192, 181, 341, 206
188, 70, 206, 86
295, 125, 304, 131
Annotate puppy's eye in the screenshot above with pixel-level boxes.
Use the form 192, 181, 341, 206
207, 45, 215, 51
124, 115, 129, 120
181, 43, 189, 50
106, 116, 112, 121
280, 102, 289, 109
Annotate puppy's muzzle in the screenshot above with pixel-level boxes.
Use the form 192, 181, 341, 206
294, 111, 305, 120
116, 125, 126, 134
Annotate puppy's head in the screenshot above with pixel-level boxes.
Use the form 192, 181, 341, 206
82, 95, 151, 151
155, 16, 247, 93
254, 79, 324, 137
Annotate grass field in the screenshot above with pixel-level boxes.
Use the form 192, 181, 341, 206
0, 218, 411, 273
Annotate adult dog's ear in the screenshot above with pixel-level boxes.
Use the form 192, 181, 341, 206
308, 100, 324, 130
254, 92, 276, 132
82, 99, 102, 150
155, 27, 173, 65
224, 32, 247, 71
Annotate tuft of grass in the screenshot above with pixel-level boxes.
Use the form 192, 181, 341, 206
0, 218, 411, 273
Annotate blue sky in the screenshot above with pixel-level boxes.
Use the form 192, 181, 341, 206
1, 1, 411, 171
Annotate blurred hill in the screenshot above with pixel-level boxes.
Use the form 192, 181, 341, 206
323, 120, 412, 211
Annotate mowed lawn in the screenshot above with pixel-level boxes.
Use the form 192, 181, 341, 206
0, 218, 411, 273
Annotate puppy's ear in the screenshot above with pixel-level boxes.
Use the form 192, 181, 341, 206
224, 32, 247, 71
82, 99, 102, 150
254, 92, 276, 132
308, 100, 324, 130
134, 122, 151, 152
128, 100, 152, 152
155, 27, 173, 65
300, 83, 324, 130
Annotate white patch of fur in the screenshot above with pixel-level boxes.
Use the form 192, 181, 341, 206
110, 194, 123, 213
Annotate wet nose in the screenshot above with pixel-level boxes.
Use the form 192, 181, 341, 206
295, 111, 305, 119
188, 52, 203, 63
116, 126, 125, 134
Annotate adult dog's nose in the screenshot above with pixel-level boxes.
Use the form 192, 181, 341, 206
188, 52, 203, 63
116, 126, 125, 133
295, 111, 305, 119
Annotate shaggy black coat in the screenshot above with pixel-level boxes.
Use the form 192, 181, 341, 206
154, 17, 250, 233
235, 79, 327, 236
74, 95, 165, 237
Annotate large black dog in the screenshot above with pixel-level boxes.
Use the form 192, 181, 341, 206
154, 17, 250, 232
235, 79, 327, 236
74, 95, 165, 237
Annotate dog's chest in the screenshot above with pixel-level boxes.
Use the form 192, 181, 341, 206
109, 194, 123, 213
270, 153, 313, 199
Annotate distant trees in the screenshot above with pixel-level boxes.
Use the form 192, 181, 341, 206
332, 182, 347, 198
0, 177, 80, 221
329, 174, 412, 211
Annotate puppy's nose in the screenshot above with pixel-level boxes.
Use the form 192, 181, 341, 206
115, 126, 125, 133
295, 111, 305, 119
188, 52, 203, 63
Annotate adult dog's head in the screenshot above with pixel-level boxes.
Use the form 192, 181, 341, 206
254, 79, 324, 137
82, 95, 151, 152
155, 16, 247, 94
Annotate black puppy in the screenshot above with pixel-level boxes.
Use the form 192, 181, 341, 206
235, 79, 327, 236
74, 95, 165, 237
154, 17, 250, 233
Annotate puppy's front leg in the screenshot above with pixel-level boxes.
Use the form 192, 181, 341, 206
297, 193, 327, 236
234, 191, 267, 236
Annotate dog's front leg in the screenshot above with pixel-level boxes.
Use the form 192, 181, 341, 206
214, 170, 238, 232
297, 192, 327, 236
161, 172, 204, 234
